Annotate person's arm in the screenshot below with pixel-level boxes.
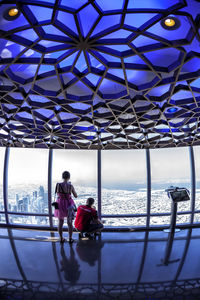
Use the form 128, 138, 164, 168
55, 183, 59, 194
71, 185, 78, 198
91, 209, 99, 223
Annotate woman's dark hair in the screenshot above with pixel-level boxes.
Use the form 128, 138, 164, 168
62, 171, 70, 180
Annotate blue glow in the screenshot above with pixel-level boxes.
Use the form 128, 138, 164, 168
29, 95, 49, 103
21, 49, 41, 58
100, 78, 126, 94
85, 73, 101, 86
79, 4, 99, 37
60, 0, 87, 10
56, 11, 77, 34
126, 69, 155, 86
167, 107, 178, 113
75, 51, 87, 72
38, 40, 64, 47
100, 53, 121, 63
44, 50, 69, 59
182, 57, 200, 73
91, 14, 121, 37
105, 44, 131, 52
88, 53, 105, 70
61, 73, 75, 85
16, 29, 38, 42
125, 13, 157, 29
144, 48, 180, 67
35, 109, 54, 118
127, 0, 180, 9
124, 55, 146, 65
42, 25, 67, 37
148, 15, 190, 41
108, 69, 125, 80
38, 65, 55, 75
59, 52, 78, 68
0, 5, 29, 31
10, 64, 38, 79
95, 0, 124, 11
148, 84, 170, 96
28, 5, 52, 22
100, 29, 131, 40
0, 0, 198, 150
59, 112, 77, 121
67, 81, 93, 96
133, 35, 157, 48
0, 39, 25, 59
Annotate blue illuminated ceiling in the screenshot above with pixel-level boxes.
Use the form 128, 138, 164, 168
0, 0, 200, 149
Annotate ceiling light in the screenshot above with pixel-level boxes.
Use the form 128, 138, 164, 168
167, 107, 178, 113
161, 17, 180, 30
4, 7, 20, 21
164, 18, 175, 27
8, 8, 19, 17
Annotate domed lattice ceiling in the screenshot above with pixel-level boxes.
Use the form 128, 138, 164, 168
1, 0, 200, 149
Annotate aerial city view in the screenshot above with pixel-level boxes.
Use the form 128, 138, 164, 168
0, 180, 198, 226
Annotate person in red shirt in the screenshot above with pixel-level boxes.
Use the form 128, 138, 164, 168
75, 198, 103, 238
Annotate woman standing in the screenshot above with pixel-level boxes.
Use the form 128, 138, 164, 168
54, 171, 78, 243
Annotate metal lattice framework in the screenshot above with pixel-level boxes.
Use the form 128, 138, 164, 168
1, 0, 200, 149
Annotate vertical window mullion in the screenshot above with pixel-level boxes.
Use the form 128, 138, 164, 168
48, 149, 53, 228
97, 149, 102, 219
189, 146, 195, 224
3, 147, 10, 224
146, 149, 151, 228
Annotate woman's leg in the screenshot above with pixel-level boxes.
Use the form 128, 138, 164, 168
58, 218, 64, 241
67, 219, 73, 240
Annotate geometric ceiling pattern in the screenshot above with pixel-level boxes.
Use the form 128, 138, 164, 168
1, 0, 200, 149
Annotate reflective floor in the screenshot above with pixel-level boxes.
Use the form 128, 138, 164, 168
1, 228, 200, 299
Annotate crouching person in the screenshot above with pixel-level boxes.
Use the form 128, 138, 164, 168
75, 198, 103, 239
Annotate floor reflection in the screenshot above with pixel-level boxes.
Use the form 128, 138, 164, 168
1, 228, 200, 299
76, 237, 104, 266
60, 244, 81, 285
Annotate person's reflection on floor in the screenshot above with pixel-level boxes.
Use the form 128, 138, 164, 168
60, 244, 81, 285
76, 237, 104, 266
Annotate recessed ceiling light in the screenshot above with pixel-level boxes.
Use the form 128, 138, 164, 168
164, 18, 175, 27
4, 7, 20, 21
167, 107, 178, 113
161, 17, 180, 30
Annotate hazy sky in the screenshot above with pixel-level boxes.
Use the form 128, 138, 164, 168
1, 146, 199, 188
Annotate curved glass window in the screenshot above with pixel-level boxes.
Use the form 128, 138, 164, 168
7, 148, 48, 225
52, 150, 97, 224
0, 147, 5, 211
0, 146, 199, 228
102, 150, 146, 226
150, 147, 191, 225
194, 146, 200, 211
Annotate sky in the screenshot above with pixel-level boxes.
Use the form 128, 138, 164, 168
1, 146, 200, 188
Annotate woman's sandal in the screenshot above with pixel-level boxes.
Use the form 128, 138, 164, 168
59, 237, 66, 243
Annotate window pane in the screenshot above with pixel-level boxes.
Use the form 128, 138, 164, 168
102, 217, 146, 226
8, 149, 48, 225
150, 147, 191, 215
176, 214, 190, 224
102, 150, 147, 221
194, 213, 200, 223
0, 214, 6, 223
8, 214, 49, 226
52, 150, 97, 208
194, 146, 200, 210
0, 147, 5, 211
150, 216, 170, 226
